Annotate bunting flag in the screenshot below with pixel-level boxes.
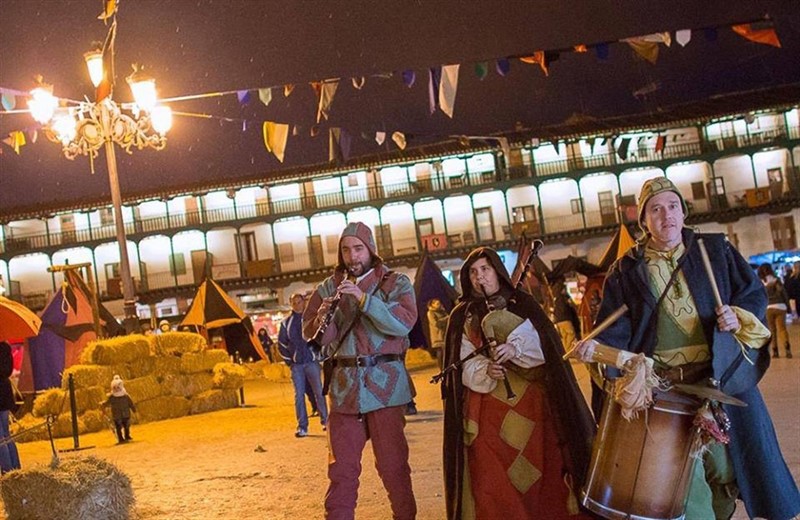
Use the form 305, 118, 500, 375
520, 51, 549, 76
616, 137, 631, 160
402, 70, 416, 87
310, 125, 320, 137
392, 131, 407, 150
237, 90, 251, 104
3, 131, 26, 154
553, 141, 561, 155
573, 44, 588, 53
262, 121, 289, 163
438, 64, 459, 118
595, 43, 609, 60
655, 135, 666, 154
475, 62, 489, 80
732, 23, 781, 48
495, 58, 510, 76
588, 137, 596, 153
375, 131, 386, 145
676, 29, 692, 47
97, 0, 116, 20
329, 127, 352, 163
258, 88, 272, 107
1, 93, 15, 111
284, 84, 295, 97
316, 80, 339, 123
428, 67, 442, 115
623, 32, 670, 64
351, 77, 366, 89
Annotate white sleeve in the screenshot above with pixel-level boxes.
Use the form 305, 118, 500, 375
506, 319, 546, 368
461, 334, 498, 394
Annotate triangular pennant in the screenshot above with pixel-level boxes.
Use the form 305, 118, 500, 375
284, 84, 295, 97
475, 62, 489, 80
495, 58, 510, 76
676, 29, 692, 47
553, 141, 561, 155
258, 88, 272, 107
310, 125, 320, 138
428, 67, 442, 115
262, 121, 289, 163
292, 125, 299, 136
237, 90, 251, 104
636, 32, 671, 46
616, 137, 631, 160
520, 51, 549, 76
351, 77, 366, 89
3, 131, 26, 154
29, 129, 38, 144
588, 137, 596, 153
98, 0, 116, 20
392, 131, 407, 150
1, 93, 16, 111
402, 70, 416, 88
637, 137, 646, 146
438, 64, 459, 118
329, 127, 352, 163
732, 23, 781, 48
573, 44, 588, 53
375, 131, 386, 145
625, 39, 660, 64
316, 80, 339, 123
595, 43, 609, 60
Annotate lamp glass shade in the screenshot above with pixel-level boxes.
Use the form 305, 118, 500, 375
84, 50, 104, 88
151, 105, 172, 134
51, 113, 77, 144
28, 87, 58, 124
128, 77, 157, 113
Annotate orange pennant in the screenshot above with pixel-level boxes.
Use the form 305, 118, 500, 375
519, 51, 548, 76
573, 44, 588, 53
732, 24, 781, 48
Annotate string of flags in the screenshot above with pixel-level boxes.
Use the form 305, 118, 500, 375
0, 16, 782, 162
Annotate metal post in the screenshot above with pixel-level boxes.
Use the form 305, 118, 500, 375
101, 102, 139, 333
68, 373, 80, 450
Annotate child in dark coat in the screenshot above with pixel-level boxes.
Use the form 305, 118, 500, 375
103, 375, 136, 443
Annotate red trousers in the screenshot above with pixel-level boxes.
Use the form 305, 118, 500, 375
325, 405, 416, 520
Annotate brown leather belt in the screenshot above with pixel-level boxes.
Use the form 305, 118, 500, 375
332, 354, 401, 368
655, 361, 712, 385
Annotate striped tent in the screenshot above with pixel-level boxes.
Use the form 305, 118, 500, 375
180, 278, 266, 361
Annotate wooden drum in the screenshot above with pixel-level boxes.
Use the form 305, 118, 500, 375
581, 384, 702, 520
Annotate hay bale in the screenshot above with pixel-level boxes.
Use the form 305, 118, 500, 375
135, 395, 190, 423
0, 455, 134, 520
32, 388, 68, 417
151, 332, 207, 357
262, 362, 291, 381
123, 375, 162, 403
160, 373, 214, 398
61, 365, 116, 390
81, 409, 109, 434
10, 415, 50, 443
190, 389, 239, 415
125, 356, 155, 379
151, 355, 182, 377
180, 349, 230, 374
80, 335, 151, 365
212, 363, 247, 389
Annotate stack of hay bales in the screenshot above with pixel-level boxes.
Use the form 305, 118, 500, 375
18, 332, 245, 441
0, 456, 134, 520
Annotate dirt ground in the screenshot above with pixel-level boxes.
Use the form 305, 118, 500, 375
2, 353, 798, 519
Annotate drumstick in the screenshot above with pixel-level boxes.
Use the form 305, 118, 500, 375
562, 304, 629, 360
697, 238, 723, 307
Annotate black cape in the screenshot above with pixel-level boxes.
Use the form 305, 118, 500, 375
441, 247, 596, 520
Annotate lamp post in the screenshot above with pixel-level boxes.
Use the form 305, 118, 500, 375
27, 52, 172, 334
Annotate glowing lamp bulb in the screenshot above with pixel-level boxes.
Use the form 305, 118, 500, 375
28, 87, 58, 124
84, 50, 104, 88
51, 113, 77, 144
151, 105, 172, 134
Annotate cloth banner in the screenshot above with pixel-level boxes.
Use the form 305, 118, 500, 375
263, 121, 289, 163
438, 64, 459, 118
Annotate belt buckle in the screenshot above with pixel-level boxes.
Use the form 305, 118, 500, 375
357, 355, 375, 368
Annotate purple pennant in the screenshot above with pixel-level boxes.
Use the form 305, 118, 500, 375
703, 28, 718, 42
402, 69, 416, 88
595, 43, 609, 60
237, 90, 251, 104
496, 58, 510, 76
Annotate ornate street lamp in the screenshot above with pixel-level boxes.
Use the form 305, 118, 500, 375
27, 39, 172, 333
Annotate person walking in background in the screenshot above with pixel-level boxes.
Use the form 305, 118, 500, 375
758, 263, 792, 358
303, 222, 418, 520
279, 293, 328, 438
257, 327, 275, 363
785, 261, 800, 319
102, 375, 136, 444
426, 298, 448, 370
0, 341, 21, 474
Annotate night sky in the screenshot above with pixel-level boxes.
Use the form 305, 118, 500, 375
1, 1, 799, 216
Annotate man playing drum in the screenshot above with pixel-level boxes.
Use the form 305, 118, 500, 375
570, 177, 799, 520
